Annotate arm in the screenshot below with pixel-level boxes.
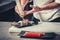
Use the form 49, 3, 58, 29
15, 0, 28, 15
26, 2, 60, 14
40, 2, 60, 10
15, 0, 29, 23
21, 0, 28, 10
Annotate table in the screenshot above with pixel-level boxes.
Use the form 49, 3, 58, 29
9, 22, 60, 33
0, 22, 60, 40
9, 22, 60, 40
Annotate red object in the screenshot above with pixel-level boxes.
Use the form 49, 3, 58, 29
23, 32, 43, 37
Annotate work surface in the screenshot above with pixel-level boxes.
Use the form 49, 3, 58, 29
9, 22, 60, 33
0, 22, 60, 40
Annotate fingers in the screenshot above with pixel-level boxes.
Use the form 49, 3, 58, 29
22, 19, 28, 24
30, 5, 37, 9
15, 5, 34, 16
30, 5, 35, 8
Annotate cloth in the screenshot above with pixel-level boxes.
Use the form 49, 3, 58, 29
33, 0, 60, 22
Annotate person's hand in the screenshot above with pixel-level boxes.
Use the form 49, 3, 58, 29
15, 6, 19, 15
21, 5, 43, 14
15, 5, 43, 16
15, 6, 30, 16
29, 5, 43, 12
22, 18, 28, 24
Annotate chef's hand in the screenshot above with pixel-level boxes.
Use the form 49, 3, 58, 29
29, 5, 43, 12
15, 5, 43, 16
24, 5, 43, 14
15, 6, 30, 16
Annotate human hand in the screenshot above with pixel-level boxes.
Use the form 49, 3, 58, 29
15, 6, 31, 16
29, 5, 43, 12
22, 5, 43, 14
15, 5, 43, 16
22, 18, 28, 24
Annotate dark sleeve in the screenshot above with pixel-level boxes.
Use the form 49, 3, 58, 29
24, 0, 33, 10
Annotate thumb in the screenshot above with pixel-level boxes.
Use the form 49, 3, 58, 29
30, 5, 35, 8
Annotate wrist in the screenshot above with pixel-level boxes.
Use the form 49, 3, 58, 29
40, 5, 47, 10
27, 10, 34, 14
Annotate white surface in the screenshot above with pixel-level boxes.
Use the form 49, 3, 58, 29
9, 22, 60, 33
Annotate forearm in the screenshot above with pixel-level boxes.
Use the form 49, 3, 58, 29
21, 0, 28, 10
40, 2, 60, 10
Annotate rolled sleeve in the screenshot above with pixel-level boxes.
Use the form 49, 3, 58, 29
55, 0, 60, 3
